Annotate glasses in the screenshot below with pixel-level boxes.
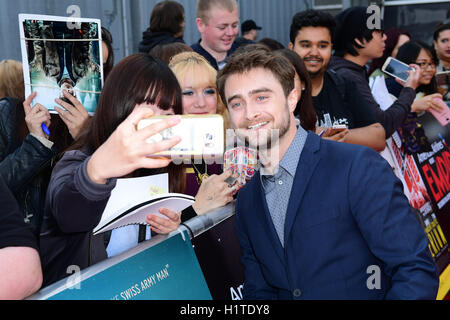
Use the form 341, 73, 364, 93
414, 61, 436, 69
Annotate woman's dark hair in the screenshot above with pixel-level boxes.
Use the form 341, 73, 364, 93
433, 22, 450, 41
149, 0, 185, 36
274, 49, 317, 132
257, 38, 285, 51
149, 42, 193, 64
73, 53, 185, 192
396, 41, 438, 95
101, 27, 114, 80
368, 28, 410, 75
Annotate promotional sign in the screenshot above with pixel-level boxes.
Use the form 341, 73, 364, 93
45, 232, 211, 300
387, 112, 450, 274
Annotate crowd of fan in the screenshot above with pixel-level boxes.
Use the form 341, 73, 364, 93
0, 0, 449, 299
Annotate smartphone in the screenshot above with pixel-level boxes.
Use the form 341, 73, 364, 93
327, 124, 348, 135
428, 98, 450, 126
137, 114, 224, 157
382, 57, 413, 82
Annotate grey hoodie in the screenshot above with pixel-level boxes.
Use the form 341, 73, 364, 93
329, 56, 416, 138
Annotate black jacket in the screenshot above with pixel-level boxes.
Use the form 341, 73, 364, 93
191, 40, 240, 70
329, 56, 416, 138
138, 30, 184, 53
0, 98, 57, 235
40, 150, 114, 286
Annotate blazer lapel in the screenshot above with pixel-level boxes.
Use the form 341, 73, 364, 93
254, 172, 285, 265
284, 133, 321, 244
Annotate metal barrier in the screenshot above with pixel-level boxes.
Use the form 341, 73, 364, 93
28, 201, 235, 300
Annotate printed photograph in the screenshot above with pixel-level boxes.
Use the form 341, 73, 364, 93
19, 14, 103, 114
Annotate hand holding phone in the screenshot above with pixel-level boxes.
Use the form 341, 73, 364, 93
382, 57, 413, 82
321, 124, 349, 142
382, 57, 422, 90
427, 97, 450, 126
325, 124, 348, 136
137, 115, 224, 158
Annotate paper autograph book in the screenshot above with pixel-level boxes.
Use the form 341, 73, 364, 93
93, 193, 194, 235
93, 174, 193, 235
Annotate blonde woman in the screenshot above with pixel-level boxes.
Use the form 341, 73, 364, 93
169, 51, 235, 215
0, 60, 24, 99
169, 51, 231, 129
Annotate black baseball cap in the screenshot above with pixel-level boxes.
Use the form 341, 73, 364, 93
241, 20, 262, 33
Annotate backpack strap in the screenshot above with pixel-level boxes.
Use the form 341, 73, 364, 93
326, 69, 347, 101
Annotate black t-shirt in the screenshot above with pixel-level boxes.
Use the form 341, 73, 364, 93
312, 71, 377, 129
0, 176, 38, 250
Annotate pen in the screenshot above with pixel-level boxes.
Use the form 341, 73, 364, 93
41, 123, 51, 136
319, 130, 326, 137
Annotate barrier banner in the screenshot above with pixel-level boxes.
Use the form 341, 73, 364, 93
387, 111, 450, 274
191, 215, 245, 300
46, 232, 212, 300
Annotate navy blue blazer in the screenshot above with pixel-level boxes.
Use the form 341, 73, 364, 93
235, 132, 439, 300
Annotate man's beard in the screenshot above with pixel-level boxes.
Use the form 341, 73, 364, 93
304, 56, 328, 78
236, 103, 291, 151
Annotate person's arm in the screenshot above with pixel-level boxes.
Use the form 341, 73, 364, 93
48, 152, 117, 233
348, 148, 439, 299
0, 176, 42, 299
150, 171, 237, 229
0, 96, 56, 193
0, 134, 55, 194
50, 107, 182, 233
336, 68, 418, 138
0, 246, 42, 300
341, 123, 386, 151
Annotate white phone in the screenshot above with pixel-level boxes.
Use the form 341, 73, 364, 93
382, 57, 413, 82
137, 114, 224, 158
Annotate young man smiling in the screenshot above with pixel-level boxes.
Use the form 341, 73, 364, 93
217, 48, 438, 300
289, 10, 386, 151
192, 0, 240, 70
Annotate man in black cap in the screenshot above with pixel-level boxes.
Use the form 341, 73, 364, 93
235, 19, 262, 47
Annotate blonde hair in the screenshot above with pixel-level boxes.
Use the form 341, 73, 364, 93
196, 0, 238, 24
0, 60, 24, 100
169, 51, 231, 129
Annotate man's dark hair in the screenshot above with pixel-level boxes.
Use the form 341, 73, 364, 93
217, 49, 295, 107
149, 0, 185, 36
334, 7, 383, 57
290, 10, 336, 44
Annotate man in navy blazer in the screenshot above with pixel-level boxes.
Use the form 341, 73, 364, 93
216, 48, 439, 299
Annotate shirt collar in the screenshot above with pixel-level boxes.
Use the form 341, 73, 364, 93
260, 126, 307, 187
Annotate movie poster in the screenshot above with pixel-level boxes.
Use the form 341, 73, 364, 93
19, 14, 103, 114
386, 113, 450, 273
